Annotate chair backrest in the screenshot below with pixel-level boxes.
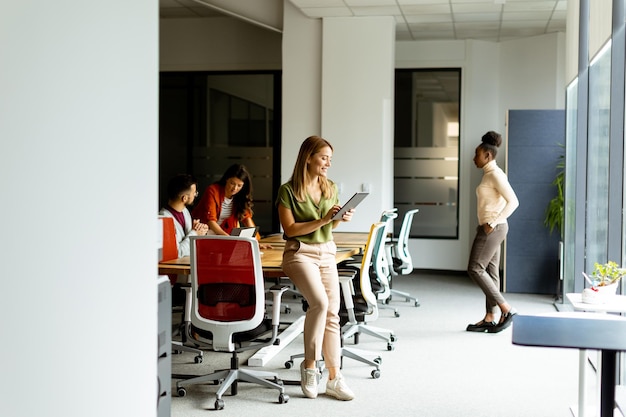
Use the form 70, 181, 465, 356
376, 209, 397, 286
159, 216, 178, 262
357, 222, 388, 321
189, 235, 266, 352
395, 209, 419, 273
371, 216, 393, 300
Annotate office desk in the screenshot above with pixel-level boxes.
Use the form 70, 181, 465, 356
158, 246, 360, 278
513, 312, 626, 417
565, 293, 626, 417
260, 232, 370, 250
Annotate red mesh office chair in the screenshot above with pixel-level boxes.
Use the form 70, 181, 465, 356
175, 236, 289, 410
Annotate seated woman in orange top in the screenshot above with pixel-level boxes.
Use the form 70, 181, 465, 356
192, 163, 258, 236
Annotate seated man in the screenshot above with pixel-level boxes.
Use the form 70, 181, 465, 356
159, 174, 209, 258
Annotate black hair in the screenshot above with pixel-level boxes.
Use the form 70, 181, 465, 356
166, 174, 197, 201
479, 130, 502, 157
216, 164, 254, 221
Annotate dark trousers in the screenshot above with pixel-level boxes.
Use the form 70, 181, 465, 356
467, 223, 508, 314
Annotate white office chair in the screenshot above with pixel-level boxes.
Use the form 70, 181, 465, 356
383, 209, 420, 307
339, 208, 400, 317
339, 222, 397, 351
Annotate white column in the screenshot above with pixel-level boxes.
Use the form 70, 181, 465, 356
321, 17, 396, 231
281, 0, 323, 180
0, 2, 158, 416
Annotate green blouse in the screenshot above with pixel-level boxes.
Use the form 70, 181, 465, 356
276, 181, 339, 244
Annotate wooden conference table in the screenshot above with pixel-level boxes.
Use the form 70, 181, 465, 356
260, 231, 370, 250
158, 245, 361, 278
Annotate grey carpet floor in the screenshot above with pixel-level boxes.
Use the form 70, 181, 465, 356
170, 271, 583, 417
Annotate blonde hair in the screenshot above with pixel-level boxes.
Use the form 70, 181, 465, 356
290, 136, 335, 202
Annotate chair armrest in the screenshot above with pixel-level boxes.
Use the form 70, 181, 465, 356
267, 285, 289, 326
269, 283, 291, 292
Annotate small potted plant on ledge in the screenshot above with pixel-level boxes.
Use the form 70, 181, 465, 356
581, 261, 626, 304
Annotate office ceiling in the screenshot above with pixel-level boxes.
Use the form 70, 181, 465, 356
159, 0, 567, 42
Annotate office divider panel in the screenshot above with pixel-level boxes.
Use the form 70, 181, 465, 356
505, 110, 564, 294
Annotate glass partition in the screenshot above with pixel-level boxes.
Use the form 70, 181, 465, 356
159, 72, 280, 234
394, 69, 461, 238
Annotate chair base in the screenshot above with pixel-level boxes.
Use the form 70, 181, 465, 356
171, 319, 204, 363
378, 302, 400, 317
341, 346, 382, 379
176, 367, 288, 409
285, 351, 381, 379
389, 288, 420, 307
171, 341, 204, 363
342, 322, 396, 350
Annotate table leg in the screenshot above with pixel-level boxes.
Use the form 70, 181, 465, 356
579, 349, 587, 417
600, 350, 616, 417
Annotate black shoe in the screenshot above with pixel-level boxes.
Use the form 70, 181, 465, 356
496, 310, 517, 331
466, 320, 497, 332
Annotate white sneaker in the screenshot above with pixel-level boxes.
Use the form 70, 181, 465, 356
300, 361, 320, 399
325, 373, 355, 401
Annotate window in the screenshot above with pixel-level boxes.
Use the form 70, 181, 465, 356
586, 41, 612, 271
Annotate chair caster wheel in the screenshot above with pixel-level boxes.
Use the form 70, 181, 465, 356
215, 399, 224, 410
194, 355, 203, 363
371, 369, 381, 378
394, 311, 400, 318
389, 334, 397, 342
387, 343, 394, 351
279, 393, 289, 403
373, 357, 382, 365
284, 360, 294, 369
414, 301, 420, 307
177, 387, 187, 397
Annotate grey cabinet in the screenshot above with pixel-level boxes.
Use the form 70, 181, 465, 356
157, 276, 171, 417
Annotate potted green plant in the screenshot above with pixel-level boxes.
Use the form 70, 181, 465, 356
581, 261, 625, 304
544, 148, 564, 239
544, 146, 564, 300
588, 261, 626, 287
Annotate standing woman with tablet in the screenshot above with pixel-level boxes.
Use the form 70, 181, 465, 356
276, 135, 356, 401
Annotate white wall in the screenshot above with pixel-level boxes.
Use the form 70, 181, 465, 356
160, 16, 565, 271
321, 17, 396, 231
500, 33, 566, 111
160, 17, 281, 71
1, 2, 158, 416
281, 0, 323, 179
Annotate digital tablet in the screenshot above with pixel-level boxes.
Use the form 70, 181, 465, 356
230, 226, 259, 238
331, 192, 369, 220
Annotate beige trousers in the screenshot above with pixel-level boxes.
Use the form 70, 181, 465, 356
282, 240, 341, 368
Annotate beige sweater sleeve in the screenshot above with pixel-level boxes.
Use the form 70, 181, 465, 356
477, 162, 519, 226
